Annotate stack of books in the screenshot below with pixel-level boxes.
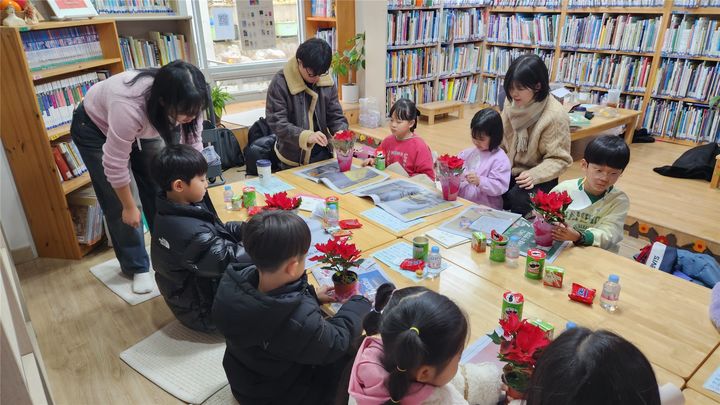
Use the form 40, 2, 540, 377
560, 14, 660, 53
386, 82, 435, 114
35, 73, 102, 132
487, 13, 558, 47
310, 0, 335, 17
387, 9, 441, 46
662, 15, 720, 58
441, 8, 485, 42
52, 141, 87, 182
21, 26, 103, 71
119, 32, 188, 69
644, 99, 720, 143
440, 44, 482, 75
483, 46, 554, 75
652, 59, 720, 101
92, 0, 174, 14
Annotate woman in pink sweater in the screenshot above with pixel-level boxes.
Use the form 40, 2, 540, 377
70, 61, 207, 293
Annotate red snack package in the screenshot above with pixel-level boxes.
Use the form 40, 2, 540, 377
400, 259, 425, 272
339, 219, 362, 229
568, 283, 596, 305
331, 229, 353, 238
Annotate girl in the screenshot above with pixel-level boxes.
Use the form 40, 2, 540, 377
458, 108, 511, 209
349, 285, 502, 405
70, 60, 208, 294
363, 99, 435, 180
501, 54, 572, 216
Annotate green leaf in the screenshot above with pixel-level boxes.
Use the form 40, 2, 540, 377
487, 331, 503, 345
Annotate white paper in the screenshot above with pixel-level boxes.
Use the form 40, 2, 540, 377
244, 177, 294, 195
361, 207, 425, 233
294, 161, 389, 194
704, 366, 720, 395
439, 206, 520, 239
303, 217, 332, 268
551, 87, 571, 99
372, 241, 450, 283
425, 228, 469, 249
298, 196, 325, 212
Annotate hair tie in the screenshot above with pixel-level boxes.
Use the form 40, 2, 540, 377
390, 398, 400, 404
409, 326, 420, 335
396, 365, 406, 372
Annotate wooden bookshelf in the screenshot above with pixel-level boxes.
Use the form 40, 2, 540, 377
560, 47, 655, 57
0, 20, 124, 260
388, 42, 440, 50
565, 7, 665, 13
489, 7, 561, 12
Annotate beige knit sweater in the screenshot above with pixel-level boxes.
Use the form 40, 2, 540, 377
501, 97, 572, 184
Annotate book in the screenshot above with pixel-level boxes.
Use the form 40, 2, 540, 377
387, 48, 439, 83
36, 73, 100, 131
560, 14, 660, 53
68, 187, 104, 245
567, 0, 663, 7
316, 28, 337, 52
440, 8, 485, 43
387, 9, 440, 46
21, 26, 103, 72
652, 59, 720, 101
52, 146, 72, 181
492, 0, 560, 6
487, 13, 558, 47
119, 32, 188, 70
483, 46, 554, 76
663, 15, 720, 58
386, 81, 435, 114
644, 99, 720, 143
556, 53, 652, 93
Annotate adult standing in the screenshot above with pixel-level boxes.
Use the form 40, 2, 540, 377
266, 38, 348, 168
501, 54, 573, 216
70, 61, 208, 293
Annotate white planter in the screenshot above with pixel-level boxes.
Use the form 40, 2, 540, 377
342, 84, 359, 103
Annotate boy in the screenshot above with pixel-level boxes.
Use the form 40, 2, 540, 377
150, 144, 251, 332
551, 135, 631, 252
212, 210, 371, 405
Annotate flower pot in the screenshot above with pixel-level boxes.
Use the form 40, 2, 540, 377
336, 149, 353, 172
439, 175, 461, 201
332, 270, 359, 302
533, 215, 554, 247
342, 84, 359, 104
502, 368, 528, 404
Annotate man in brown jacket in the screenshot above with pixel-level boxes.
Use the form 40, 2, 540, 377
266, 38, 348, 168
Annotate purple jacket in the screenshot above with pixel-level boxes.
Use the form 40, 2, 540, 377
458, 147, 511, 209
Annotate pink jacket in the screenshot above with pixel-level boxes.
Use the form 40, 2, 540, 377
457, 147, 511, 209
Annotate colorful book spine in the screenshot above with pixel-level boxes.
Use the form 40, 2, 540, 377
492, 0, 561, 6
441, 8, 485, 43
36, 73, 100, 132
316, 28, 337, 53
20, 26, 103, 72
387, 9, 441, 46
560, 14, 659, 53
438, 75, 479, 102
480, 76, 504, 105
386, 48, 438, 83
119, 32, 187, 70
662, 15, 720, 58
486, 13, 558, 47
643, 99, 720, 142
52, 140, 87, 181
652, 59, 720, 101
674, 0, 720, 6
440, 43, 482, 75
386, 82, 435, 114
556, 53, 652, 92
92, 0, 174, 14
388, 0, 441, 9
483, 46, 554, 75
444, 0, 492, 6
567, 0, 664, 7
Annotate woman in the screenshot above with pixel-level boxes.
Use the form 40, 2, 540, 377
70, 61, 208, 293
501, 54, 572, 216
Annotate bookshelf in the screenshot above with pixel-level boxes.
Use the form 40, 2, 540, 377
0, 20, 124, 259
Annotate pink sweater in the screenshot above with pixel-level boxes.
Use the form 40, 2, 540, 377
83, 71, 202, 188
457, 147, 511, 209
380, 134, 435, 180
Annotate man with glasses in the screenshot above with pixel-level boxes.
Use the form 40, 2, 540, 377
266, 38, 349, 168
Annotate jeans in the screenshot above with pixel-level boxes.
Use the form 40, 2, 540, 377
70, 103, 164, 276
503, 176, 559, 216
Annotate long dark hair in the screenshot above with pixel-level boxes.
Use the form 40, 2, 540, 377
389, 98, 420, 132
126, 60, 208, 145
526, 327, 661, 405
503, 54, 550, 103
364, 286, 469, 405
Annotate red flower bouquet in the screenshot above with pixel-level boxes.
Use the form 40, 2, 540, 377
331, 129, 356, 153
264, 192, 302, 211
437, 154, 465, 176
529, 190, 573, 224
309, 236, 364, 299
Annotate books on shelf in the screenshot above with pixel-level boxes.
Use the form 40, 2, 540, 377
652, 59, 720, 101
119, 32, 188, 70
386, 48, 438, 83
440, 43, 482, 75
386, 82, 435, 114
52, 140, 87, 181
316, 28, 337, 52
387, 9, 440, 46
483, 46, 554, 75
674, 0, 720, 6
92, 0, 174, 14
567, 0, 664, 7
643, 99, 720, 143
486, 13, 558, 47
68, 187, 104, 245
492, 0, 561, 7
662, 15, 720, 58
20, 26, 103, 72
310, 0, 334, 17
441, 8, 485, 42
36, 73, 101, 131
388, 0, 440, 8
445, 0, 492, 6
480, 76, 504, 105
438, 75, 479, 102
556, 53, 652, 92
574, 89, 644, 109
560, 14, 659, 53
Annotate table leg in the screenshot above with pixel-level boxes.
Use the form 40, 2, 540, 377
711, 158, 720, 189
623, 116, 638, 144
428, 114, 435, 125
457, 107, 464, 119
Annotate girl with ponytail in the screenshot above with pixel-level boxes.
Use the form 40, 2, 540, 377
348, 285, 502, 405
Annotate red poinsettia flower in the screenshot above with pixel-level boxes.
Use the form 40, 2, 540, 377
264, 192, 302, 211
437, 154, 465, 176
309, 236, 364, 276
500, 312, 522, 336
530, 190, 573, 223
334, 129, 356, 142
331, 130, 356, 153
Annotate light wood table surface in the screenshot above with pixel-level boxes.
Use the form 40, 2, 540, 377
571, 107, 640, 144
688, 346, 720, 402
683, 389, 720, 404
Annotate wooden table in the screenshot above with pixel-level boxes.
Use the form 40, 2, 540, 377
417, 100, 464, 125
571, 108, 641, 144
687, 346, 720, 402
711, 155, 720, 189
684, 389, 720, 404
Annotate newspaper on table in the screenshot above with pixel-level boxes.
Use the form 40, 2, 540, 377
303, 217, 332, 268
439, 206, 521, 239
503, 218, 569, 263
293, 160, 389, 194
310, 258, 393, 312
352, 179, 462, 221
460, 329, 504, 369
425, 228, 469, 249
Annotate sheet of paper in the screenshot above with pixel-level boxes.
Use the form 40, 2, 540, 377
303, 217, 332, 268
310, 259, 393, 312
297, 195, 325, 212
504, 218, 568, 263
244, 177, 294, 195
439, 206, 520, 239
425, 228, 469, 249
361, 207, 425, 233
704, 366, 720, 395
550, 87, 571, 98
470, 216, 517, 235
460, 329, 504, 369
372, 241, 449, 283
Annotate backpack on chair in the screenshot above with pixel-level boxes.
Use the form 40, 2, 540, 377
244, 117, 280, 175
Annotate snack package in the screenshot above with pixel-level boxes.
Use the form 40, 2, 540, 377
339, 219, 362, 229
568, 283, 596, 305
400, 259, 425, 272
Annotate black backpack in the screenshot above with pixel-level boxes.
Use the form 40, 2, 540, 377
247, 117, 273, 146
244, 134, 281, 176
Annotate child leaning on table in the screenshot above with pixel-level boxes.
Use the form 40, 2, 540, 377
348, 285, 502, 405
550, 135, 630, 252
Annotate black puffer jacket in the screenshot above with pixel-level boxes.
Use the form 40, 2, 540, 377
212, 264, 371, 405
151, 194, 251, 332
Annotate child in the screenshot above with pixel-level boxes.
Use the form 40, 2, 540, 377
349, 285, 502, 405
458, 108, 511, 209
212, 210, 371, 405
150, 144, 251, 332
523, 327, 684, 405
551, 135, 630, 252
363, 98, 435, 180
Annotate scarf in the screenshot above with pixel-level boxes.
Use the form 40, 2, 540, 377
504, 98, 548, 153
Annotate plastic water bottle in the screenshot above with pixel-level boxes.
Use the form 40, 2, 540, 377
325, 205, 339, 228
600, 274, 621, 312
223, 185, 233, 210
506, 235, 520, 267
426, 246, 442, 278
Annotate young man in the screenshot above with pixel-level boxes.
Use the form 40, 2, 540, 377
150, 144, 250, 332
212, 210, 371, 405
551, 135, 631, 252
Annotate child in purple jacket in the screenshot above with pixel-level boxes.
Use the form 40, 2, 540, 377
458, 109, 511, 209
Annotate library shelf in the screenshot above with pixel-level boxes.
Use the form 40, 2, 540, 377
485, 41, 556, 50
48, 125, 71, 141
386, 77, 435, 87
489, 7, 561, 12
62, 173, 91, 195
560, 47, 655, 57
651, 94, 712, 104
306, 16, 336, 22
672, 7, 720, 15
105, 14, 191, 21
661, 54, 720, 63
388, 6, 441, 11
388, 42, 439, 50
565, 7, 664, 14
30, 58, 123, 81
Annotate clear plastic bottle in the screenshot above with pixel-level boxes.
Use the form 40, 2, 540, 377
325, 205, 339, 228
223, 185, 233, 210
600, 274, 621, 312
505, 235, 520, 267
427, 246, 442, 278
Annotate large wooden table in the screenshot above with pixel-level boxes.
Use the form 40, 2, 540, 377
688, 346, 720, 402
571, 107, 641, 144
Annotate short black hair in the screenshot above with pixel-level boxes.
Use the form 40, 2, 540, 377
584, 135, 631, 171
389, 98, 420, 132
470, 108, 504, 151
242, 210, 311, 272
296, 38, 332, 76
151, 144, 208, 192
504, 54, 550, 103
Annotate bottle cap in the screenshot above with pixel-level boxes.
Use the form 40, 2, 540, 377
510, 235, 520, 242
431, 246, 439, 253
566, 321, 577, 329
224, 185, 231, 190
609, 274, 619, 283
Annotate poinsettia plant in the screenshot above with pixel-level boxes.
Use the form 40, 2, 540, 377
264, 192, 302, 211
488, 313, 551, 393
309, 236, 364, 284
331, 129, 356, 153
437, 154, 465, 177
529, 190, 573, 223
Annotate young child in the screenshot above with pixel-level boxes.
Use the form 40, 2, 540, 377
349, 286, 502, 405
458, 108, 511, 209
150, 144, 251, 332
523, 327, 684, 405
212, 210, 371, 405
363, 98, 435, 180
551, 135, 630, 252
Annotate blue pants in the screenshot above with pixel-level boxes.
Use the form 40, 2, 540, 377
70, 103, 163, 276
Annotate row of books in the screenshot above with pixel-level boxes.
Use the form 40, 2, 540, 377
486, 14, 558, 47
119, 32, 188, 70
483, 46, 554, 75
389, 0, 440, 8
566, 0, 664, 6
91, 0, 174, 14
386, 82, 435, 114
674, 0, 720, 6
68, 187, 104, 246
556, 53, 652, 92
560, 14, 660, 53
438, 75, 480, 102
492, 0, 560, 6
652, 59, 720, 101
440, 44, 481, 74
441, 9, 485, 42
387, 10, 440, 46
643, 100, 720, 143
480, 76, 504, 105
578, 89, 644, 110
387, 49, 438, 83
316, 28, 337, 53
662, 16, 720, 58
21, 26, 103, 72
52, 141, 87, 182
445, 0, 492, 6
310, 0, 334, 17
36, 73, 101, 132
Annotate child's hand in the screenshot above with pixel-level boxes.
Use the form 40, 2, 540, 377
552, 223, 581, 242
316, 285, 337, 304
466, 172, 480, 186
515, 171, 535, 190
362, 158, 375, 167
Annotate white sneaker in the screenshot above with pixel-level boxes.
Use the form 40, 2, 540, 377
132, 272, 154, 294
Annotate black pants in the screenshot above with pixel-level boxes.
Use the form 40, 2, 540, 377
503, 176, 559, 216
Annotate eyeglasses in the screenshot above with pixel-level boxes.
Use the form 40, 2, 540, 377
299, 60, 329, 78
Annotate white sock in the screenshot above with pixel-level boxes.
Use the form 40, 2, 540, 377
132, 272, 154, 294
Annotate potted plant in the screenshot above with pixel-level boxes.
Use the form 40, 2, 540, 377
488, 313, 551, 402
330, 129, 356, 172
263, 192, 302, 213
211, 85, 233, 122
330, 32, 365, 103
309, 236, 364, 301
437, 154, 465, 201
529, 190, 573, 247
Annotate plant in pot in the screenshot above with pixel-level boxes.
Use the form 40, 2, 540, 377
528, 190, 573, 248
263, 192, 302, 213
211, 85, 233, 122
437, 154, 465, 201
488, 312, 551, 402
330, 129, 356, 172
330, 32, 365, 104
309, 236, 364, 302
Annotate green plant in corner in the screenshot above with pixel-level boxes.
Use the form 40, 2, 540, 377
330, 32, 365, 85
211, 85, 233, 121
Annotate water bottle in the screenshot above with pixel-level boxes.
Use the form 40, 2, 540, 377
325, 205, 339, 228
223, 185, 233, 210
600, 274, 621, 312
426, 246, 442, 278
565, 321, 577, 330
506, 235, 520, 267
